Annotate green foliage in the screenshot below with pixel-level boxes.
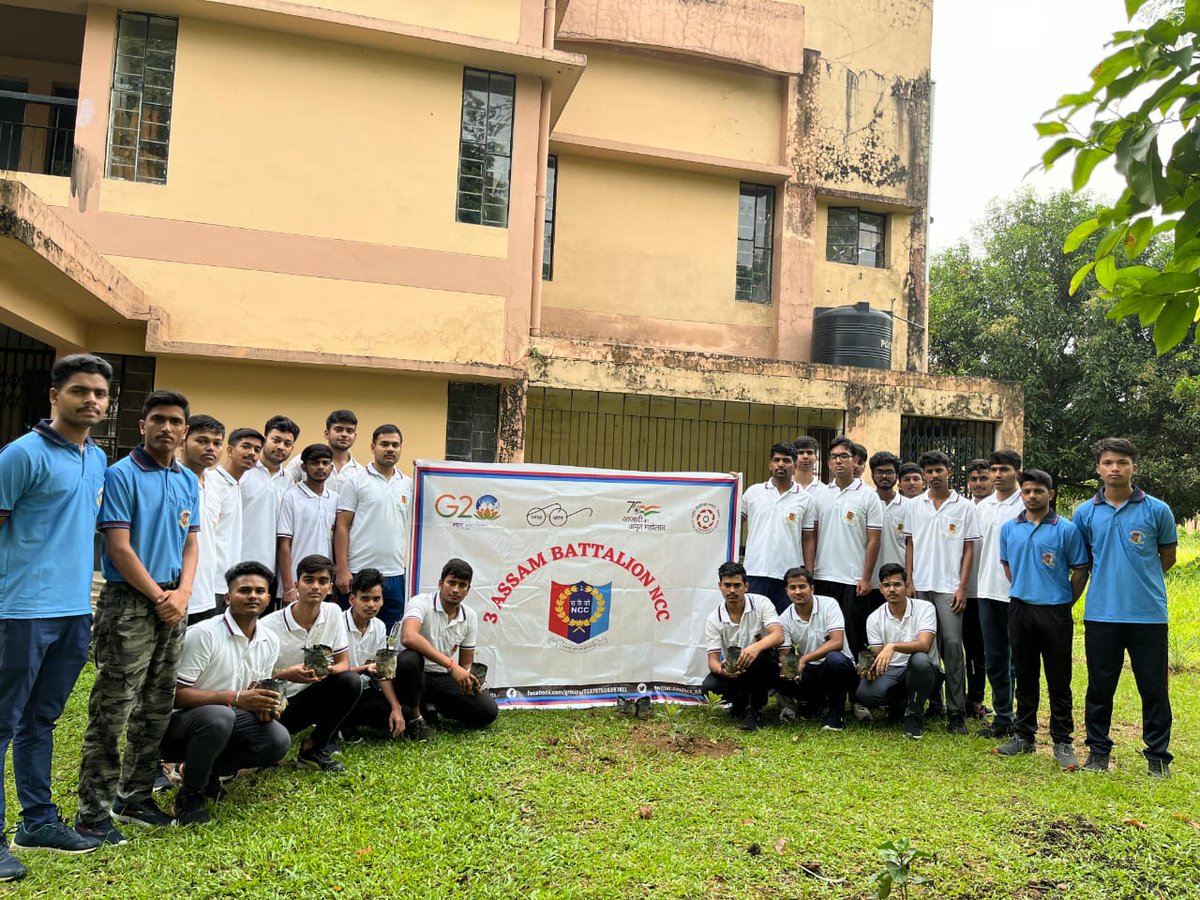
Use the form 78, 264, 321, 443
1037, 0, 1200, 353
930, 189, 1200, 519
870, 837, 930, 899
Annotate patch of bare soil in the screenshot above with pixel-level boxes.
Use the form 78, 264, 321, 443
629, 723, 741, 758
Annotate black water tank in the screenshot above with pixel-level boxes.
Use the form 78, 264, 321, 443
812, 302, 893, 369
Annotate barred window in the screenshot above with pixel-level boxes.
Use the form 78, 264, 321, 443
735, 183, 774, 303
456, 68, 515, 228
106, 11, 177, 184
826, 207, 886, 268
542, 155, 558, 280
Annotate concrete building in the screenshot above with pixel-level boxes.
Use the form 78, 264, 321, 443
0, 0, 1020, 479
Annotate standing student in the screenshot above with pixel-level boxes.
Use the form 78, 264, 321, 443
962, 459, 992, 721
975, 450, 1025, 738
868, 451, 908, 590
700, 561, 784, 732
334, 425, 413, 629
994, 470, 1090, 770
207, 429, 263, 604
0, 354, 113, 877
741, 442, 817, 613
241, 415, 299, 585
277, 444, 339, 604
76, 390, 200, 843
791, 435, 825, 496
340, 569, 406, 740
898, 463, 925, 499
1073, 438, 1178, 777
850, 442, 868, 481
179, 415, 225, 625
287, 410, 362, 495
903, 450, 981, 736
811, 436, 883, 658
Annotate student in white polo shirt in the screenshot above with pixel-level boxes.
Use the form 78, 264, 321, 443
741, 442, 817, 614
286, 409, 363, 496
774, 567, 858, 731
261, 554, 363, 772
962, 458, 993, 722
241, 415, 299, 607
791, 435, 826, 497
334, 424, 412, 629
903, 450, 981, 736
856, 563, 941, 739
974, 450, 1025, 739
340, 569, 406, 740
811, 436, 884, 659
179, 415, 225, 625
160, 562, 290, 826
277, 444, 339, 604
700, 561, 785, 732
206, 428, 263, 613
395, 558, 497, 734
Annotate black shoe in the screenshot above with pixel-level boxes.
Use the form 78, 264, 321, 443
1082, 751, 1111, 773
12, 819, 101, 854
902, 714, 924, 740
947, 715, 968, 735
977, 721, 1013, 739
406, 716, 433, 742
111, 796, 174, 828
172, 790, 211, 827
0, 846, 26, 882
298, 745, 345, 773
203, 775, 229, 802
1147, 758, 1172, 779
73, 817, 127, 846
738, 709, 760, 732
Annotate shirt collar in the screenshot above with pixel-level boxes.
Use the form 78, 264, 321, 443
762, 480, 799, 495
131, 444, 182, 473
33, 419, 95, 450
1092, 486, 1146, 505
282, 601, 328, 632
1016, 509, 1059, 525
221, 608, 265, 644
432, 593, 467, 622
297, 481, 325, 500
920, 489, 961, 507
885, 600, 914, 623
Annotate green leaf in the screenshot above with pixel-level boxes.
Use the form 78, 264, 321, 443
1113, 264, 1160, 287
1124, 216, 1155, 258
1125, 0, 1149, 17
1143, 272, 1200, 293
1073, 148, 1110, 192
1042, 137, 1085, 170
1096, 254, 1118, 289
1153, 295, 1200, 353
1052, 91, 1098, 112
1064, 218, 1101, 252
1070, 261, 1096, 295
1144, 18, 1181, 45
1035, 121, 1069, 137
1097, 224, 1130, 258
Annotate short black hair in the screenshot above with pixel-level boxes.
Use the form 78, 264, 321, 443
264, 415, 300, 440
829, 435, 854, 456
918, 450, 952, 470
989, 449, 1023, 469
1019, 469, 1055, 491
869, 450, 901, 473
440, 558, 473, 583
372, 423, 403, 443
296, 554, 335, 579
793, 435, 819, 452
300, 443, 333, 464
326, 409, 358, 429
966, 458, 990, 475
717, 561, 747, 581
851, 442, 868, 464
1092, 437, 1137, 462
142, 389, 189, 420
224, 560, 273, 589
227, 428, 265, 447
186, 414, 224, 437
51, 354, 112, 390
351, 567, 385, 594
878, 562, 907, 583
769, 441, 798, 461
899, 462, 923, 477
783, 566, 814, 586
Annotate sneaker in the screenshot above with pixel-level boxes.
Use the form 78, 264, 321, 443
977, 721, 1013, 739
340, 727, 365, 746
12, 819, 101, 854
152, 762, 177, 794
73, 817, 127, 846
822, 712, 845, 732
902, 714, 923, 740
0, 846, 26, 882
298, 745, 346, 773
852, 703, 872, 722
1147, 758, 1172, 779
970, 702, 993, 720
777, 696, 798, 724
203, 776, 229, 803
1082, 751, 1110, 773
406, 716, 433, 742
738, 709, 760, 732
111, 797, 174, 828
324, 737, 342, 756
993, 735, 1035, 756
172, 790, 211, 827
947, 715, 968, 735
1053, 742, 1079, 771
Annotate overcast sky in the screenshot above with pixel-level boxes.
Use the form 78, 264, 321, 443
928, 1, 1132, 251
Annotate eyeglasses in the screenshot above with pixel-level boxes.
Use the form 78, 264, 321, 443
829, 452, 852, 460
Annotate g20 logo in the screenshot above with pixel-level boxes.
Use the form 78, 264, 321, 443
435, 493, 501, 520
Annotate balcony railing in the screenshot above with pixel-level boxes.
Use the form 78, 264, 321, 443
0, 90, 77, 177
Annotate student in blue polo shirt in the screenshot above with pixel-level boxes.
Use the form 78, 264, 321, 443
993, 470, 1090, 770
0, 355, 114, 880
1072, 438, 1178, 778
76, 389, 201, 843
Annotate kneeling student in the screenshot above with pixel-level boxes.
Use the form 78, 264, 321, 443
775, 567, 859, 732
160, 562, 291, 825
395, 558, 497, 734
261, 554, 363, 771
700, 561, 785, 732
855, 563, 941, 739
341, 568, 405, 739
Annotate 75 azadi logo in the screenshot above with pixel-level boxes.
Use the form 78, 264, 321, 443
625, 501, 661, 517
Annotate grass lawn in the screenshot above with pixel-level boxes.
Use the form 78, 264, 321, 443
9, 536, 1200, 898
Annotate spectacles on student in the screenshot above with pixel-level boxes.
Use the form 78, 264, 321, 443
829, 452, 853, 460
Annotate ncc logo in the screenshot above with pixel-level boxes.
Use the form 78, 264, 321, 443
549, 580, 612, 645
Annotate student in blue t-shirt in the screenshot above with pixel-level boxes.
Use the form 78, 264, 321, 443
1072, 438, 1178, 778
0, 355, 114, 879
994, 470, 1090, 771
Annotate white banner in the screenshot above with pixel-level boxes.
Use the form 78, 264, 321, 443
407, 460, 741, 709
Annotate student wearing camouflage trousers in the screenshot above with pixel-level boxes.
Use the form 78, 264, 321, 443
75, 390, 200, 844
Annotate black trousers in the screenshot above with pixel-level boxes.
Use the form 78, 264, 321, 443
775, 653, 859, 714
278, 671, 363, 750
1008, 599, 1074, 743
855, 653, 940, 718
963, 596, 986, 706
393, 650, 498, 728
1084, 621, 1172, 762
700, 649, 778, 712
813, 580, 878, 659
160, 707, 291, 792
343, 681, 403, 731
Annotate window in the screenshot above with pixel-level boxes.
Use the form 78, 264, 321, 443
106, 11, 177, 184
456, 68, 515, 227
445, 382, 500, 462
736, 183, 774, 303
826, 207, 886, 268
542, 155, 558, 280
899, 416, 996, 494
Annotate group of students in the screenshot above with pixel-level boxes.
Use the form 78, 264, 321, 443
700, 435, 1176, 781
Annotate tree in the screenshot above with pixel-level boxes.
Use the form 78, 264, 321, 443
1038, 0, 1200, 354
930, 190, 1200, 519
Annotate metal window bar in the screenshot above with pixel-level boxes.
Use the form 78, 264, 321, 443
735, 183, 774, 303
542, 155, 558, 280
456, 68, 515, 228
445, 382, 500, 462
899, 415, 997, 494
0, 91, 77, 176
106, 11, 178, 185
826, 207, 887, 268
